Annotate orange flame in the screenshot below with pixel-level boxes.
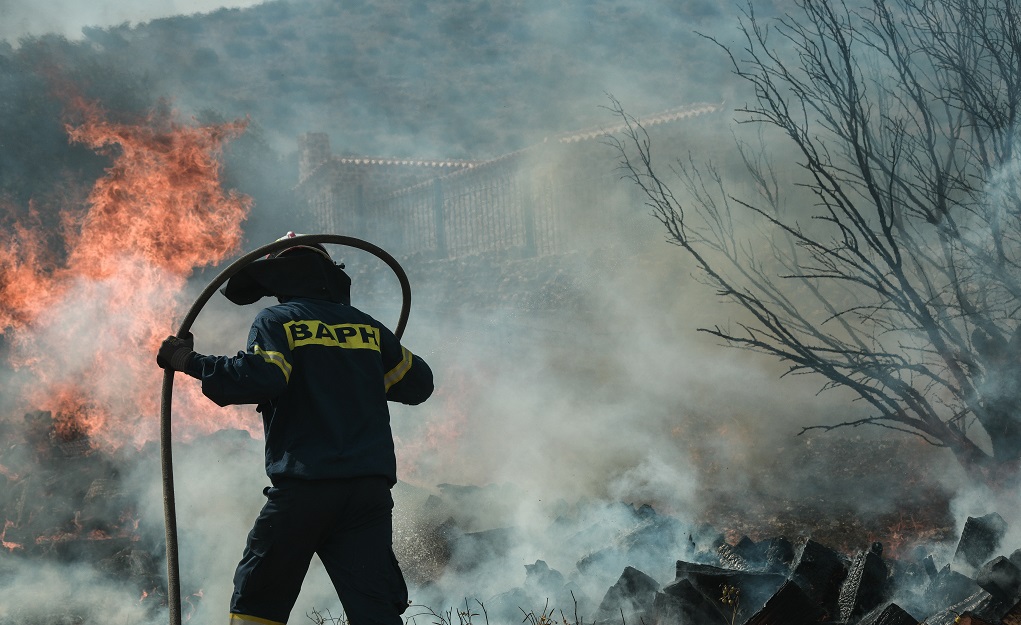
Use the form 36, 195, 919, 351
0, 99, 256, 448
0, 464, 20, 481
1, 520, 23, 552
183, 588, 205, 622
396, 367, 470, 481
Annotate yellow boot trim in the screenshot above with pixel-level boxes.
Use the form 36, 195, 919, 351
229, 613, 286, 625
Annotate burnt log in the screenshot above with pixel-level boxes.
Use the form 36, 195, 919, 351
523, 560, 590, 622
576, 547, 627, 579
595, 566, 660, 624
924, 565, 986, 610
686, 523, 729, 564
717, 535, 756, 570
712, 535, 794, 574
918, 589, 1010, 625
949, 613, 996, 625
485, 559, 575, 620
762, 536, 796, 574
953, 513, 1007, 574
1002, 599, 1021, 625
445, 526, 521, 572
789, 538, 849, 617
671, 560, 787, 623
575, 506, 689, 581
888, 556, 936, 601
524, 559, 565, 590
857, 603, 919, 625
652, 578, 723, 625
975, 556, 1021, 605
620, 507, 689, 565
742, 579, 826, 624
837, 543, 889, 621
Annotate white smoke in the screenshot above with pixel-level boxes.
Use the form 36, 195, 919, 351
0, 559, 155, 624
0, 0, 268, 43
2, 2, 1018, 624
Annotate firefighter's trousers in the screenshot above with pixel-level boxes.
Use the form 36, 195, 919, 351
228, 476, 408, 625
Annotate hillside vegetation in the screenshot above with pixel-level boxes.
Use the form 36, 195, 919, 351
83, 0, 744, 156
0, 0, 754, 238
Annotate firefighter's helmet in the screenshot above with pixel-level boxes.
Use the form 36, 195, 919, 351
221, 232, 351, 305
269, 231, 336, 264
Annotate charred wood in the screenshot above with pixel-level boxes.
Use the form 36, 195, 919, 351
717, 535, 757, 570
1002, 599, 1021, 625
790, 538, 850, 618
595, 565, 659, 624
838, 543, 890, 621
671, 560, 788, 623
924, 566, 988, 611
652, 578, 723, 624
743, 579, 827, 624
857, 603, 919, 625
950, 614, 996, 625
954, 514, 1008, 574
762, 536, 796, 574
975, 556, 1021, 606
918, 589, 1009, 625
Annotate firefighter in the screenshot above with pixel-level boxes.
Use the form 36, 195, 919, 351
157, 233, 434, 625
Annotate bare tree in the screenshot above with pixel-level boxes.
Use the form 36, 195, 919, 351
611, 0, 1021, 486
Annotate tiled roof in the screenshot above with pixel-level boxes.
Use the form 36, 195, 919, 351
296, 154, 477, 188
296, 101, 724, 189
331, 157, 477, 168
553, 101, 725, 144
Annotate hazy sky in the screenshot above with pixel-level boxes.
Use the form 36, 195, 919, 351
0, 0, 267, 42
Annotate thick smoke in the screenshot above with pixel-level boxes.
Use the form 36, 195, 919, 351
0, 1, 1012, 624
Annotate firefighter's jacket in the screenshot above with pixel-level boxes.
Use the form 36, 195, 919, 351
183, 297, 433, 486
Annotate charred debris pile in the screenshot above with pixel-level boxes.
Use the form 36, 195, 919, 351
603, 511, 1021, 625
2, 412, 1021, 624
416, 497, 1021, 625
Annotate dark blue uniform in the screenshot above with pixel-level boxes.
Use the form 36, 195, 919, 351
182, 296, 433, 625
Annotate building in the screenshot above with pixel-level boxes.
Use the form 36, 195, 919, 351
294, 102, 725, 263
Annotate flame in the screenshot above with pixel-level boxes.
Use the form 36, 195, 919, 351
0, 98, 256, 448
139, 587, 165, 605
0, 207, 61, 330
1, 520, 23, 551
0, 464, 20, 481
34, 510, 83, 545
183, 589, 205, 622
395, 367, 470, 481
29, 506, 140, 546
867, 512, 949, 560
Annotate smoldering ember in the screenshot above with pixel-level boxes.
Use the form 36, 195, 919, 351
0, 408, 1019, 625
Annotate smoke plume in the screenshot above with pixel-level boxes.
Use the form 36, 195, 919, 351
0, 2, 1008, 624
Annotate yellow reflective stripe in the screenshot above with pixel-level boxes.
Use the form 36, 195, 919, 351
253, 343, 291, 383
229, 614, 285, 625
384, 346, 414, 391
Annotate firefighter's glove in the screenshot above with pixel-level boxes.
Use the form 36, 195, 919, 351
157, 333, 195, 372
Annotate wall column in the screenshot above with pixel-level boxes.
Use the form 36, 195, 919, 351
433, 178, 447, 259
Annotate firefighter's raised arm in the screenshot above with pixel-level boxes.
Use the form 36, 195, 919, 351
384, 344, 433, 405
377, 322, 433, 405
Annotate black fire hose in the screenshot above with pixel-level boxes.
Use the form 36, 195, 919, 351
159, 234, 411, 625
